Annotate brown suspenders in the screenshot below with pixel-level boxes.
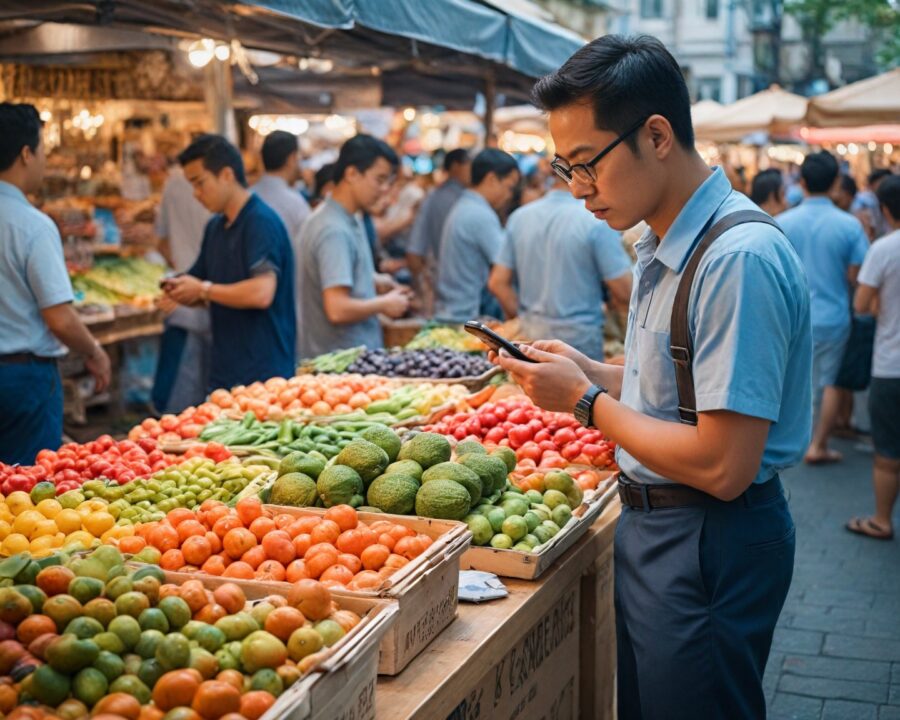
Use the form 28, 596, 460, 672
669, 209, 782, 425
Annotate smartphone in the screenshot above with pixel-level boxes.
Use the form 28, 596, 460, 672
464, 321, 535, 363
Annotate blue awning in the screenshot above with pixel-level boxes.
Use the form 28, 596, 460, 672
249, 0, 583, 78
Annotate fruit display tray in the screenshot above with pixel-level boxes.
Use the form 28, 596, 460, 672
164, 571, 398, 720
164, 509, 472, 676
459, 483, 617, 580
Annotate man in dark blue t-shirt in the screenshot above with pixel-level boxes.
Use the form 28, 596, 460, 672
162, 134, 295, 391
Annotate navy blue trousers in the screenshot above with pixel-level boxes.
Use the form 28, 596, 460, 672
0, 361, 63, 464
615, 481, 795, 719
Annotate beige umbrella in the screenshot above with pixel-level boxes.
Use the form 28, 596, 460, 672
693, 85, 808, 142
804, 69, 900, 127
691, 99, 724, 129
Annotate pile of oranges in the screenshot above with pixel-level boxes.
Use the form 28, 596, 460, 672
207, 375, 399, 421
124, 498, 434, 591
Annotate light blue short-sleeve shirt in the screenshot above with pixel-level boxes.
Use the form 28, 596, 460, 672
0, 181, 74, 357
296, 198, 382, 359
407, 179, 465, 260
497, 190, 631, 359
434, 190, 504, 323
777, 197, 868, 343
617, 168, 813, 485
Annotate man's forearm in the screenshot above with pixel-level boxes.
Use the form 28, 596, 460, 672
325, 295, 385, 324
207, 277, 274, 309
45, 305, 101, 357
585, 361, 624, 400
493, 285, 518, 319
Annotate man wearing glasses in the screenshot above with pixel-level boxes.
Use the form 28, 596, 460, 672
492, 35, 811, 719
296, 134, 410, 359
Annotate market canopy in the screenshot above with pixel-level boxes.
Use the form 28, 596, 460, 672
693, 85, 808, 142
690, 100, 723, 131
803, 68, 900, 127
0, 0, 585, 109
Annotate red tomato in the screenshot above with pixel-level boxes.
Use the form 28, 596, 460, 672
484, 427, 506, 444
507, 408, 529, 425
507, 426, 533, 449
553, 428, 577, 445
533, 429, 551, 443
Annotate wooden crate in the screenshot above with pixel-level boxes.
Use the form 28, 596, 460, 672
263, 506, 472, 675
380, 317, 427, 348
166, 506, 471, 676
458, 481, 617, 579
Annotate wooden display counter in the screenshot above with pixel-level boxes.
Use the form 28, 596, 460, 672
376, 499, 620, 720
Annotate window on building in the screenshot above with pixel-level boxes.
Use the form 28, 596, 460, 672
697, 77, 722, 102
640, 0, 663, 19
705, 0, 718, 19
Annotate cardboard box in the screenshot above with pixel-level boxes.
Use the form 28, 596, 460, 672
446, 580, 581, 720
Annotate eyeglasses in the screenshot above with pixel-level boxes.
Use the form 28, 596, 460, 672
551, 117, 648, 184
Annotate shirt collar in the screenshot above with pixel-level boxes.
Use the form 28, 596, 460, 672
651, 167, 733, 272
259, 174, 289, 190
463, 188, 492, 212
801, 195, 835, 207
324, 196, 362, 227
0, 180, 30, 205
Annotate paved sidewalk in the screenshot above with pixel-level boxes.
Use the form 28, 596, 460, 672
765, 438, 900, 720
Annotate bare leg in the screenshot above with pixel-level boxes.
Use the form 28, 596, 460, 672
833, 389, 855, 437
873, 455, 900, 530
806, 386, 844, 463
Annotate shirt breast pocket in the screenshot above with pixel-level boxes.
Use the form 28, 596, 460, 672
634, 325, 679, 417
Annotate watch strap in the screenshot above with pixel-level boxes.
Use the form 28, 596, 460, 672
575, 384, 606, 427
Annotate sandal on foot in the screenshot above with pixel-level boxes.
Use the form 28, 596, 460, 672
805, 449, 843, 465
845, 517, 894, 540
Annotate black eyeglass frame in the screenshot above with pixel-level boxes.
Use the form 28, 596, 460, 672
550, 117, 649, 184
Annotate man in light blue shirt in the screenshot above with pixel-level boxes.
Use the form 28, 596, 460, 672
778, 151, 869, 464
406, 149, 470, 316
494, 36, 810, 719
489, 176, 632, 360
0, 103, 110, 464
296, 135, 410, 358
434, 149, 519, 323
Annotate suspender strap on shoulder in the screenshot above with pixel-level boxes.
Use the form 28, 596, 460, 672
670, 209, 781, 425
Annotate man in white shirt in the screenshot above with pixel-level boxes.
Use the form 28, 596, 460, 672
847, 174, 900, 540
252, 130, 311, 248
152, 163, 212, 413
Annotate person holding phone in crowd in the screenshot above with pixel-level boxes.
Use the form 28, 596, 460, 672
491, 35, 811, 719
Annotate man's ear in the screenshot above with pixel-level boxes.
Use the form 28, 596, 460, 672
646, 114, 674, 160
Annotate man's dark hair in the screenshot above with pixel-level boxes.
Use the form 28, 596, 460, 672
800, 151, 839, 194
178, 134, 246, 187
314, 162, 335, 199
0, 103, 42, 172
876, 174, 900, 221
531, 34, 694, 151
839, 173, 858, 198
750, 169, 783, 205
261, 130, 298, 172
868, 168, 892, 188
333, 134, 398, 184
471, 148, 519, 186
443, 148, 470, 172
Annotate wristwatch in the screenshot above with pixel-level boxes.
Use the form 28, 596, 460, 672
200, 281, 213, 303
574, 384, 607, 427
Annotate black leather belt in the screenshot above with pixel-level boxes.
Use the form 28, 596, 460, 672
0, 353, 56, 365
617, 472, 783, 511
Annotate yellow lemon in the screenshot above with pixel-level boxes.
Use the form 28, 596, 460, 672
86, 499, 109, 512
83, 512, 115, 537
30, 547, 55, 559
0, 520, 10, 541
12, 510, 43, 537
1, 533, 29, 555
36, 499, 62, 519
29, 535, 56, 554
31, 518, 58, 540
65, 530, 95, 548
76, 504, 92, 518
55, 509, 83, 535
0, 504, 13, 523
50, 532, 65, 548
6, 492, 33, 516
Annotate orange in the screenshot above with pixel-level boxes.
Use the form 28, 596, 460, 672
192, 680, 241, 719
323, 505, 357, 532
